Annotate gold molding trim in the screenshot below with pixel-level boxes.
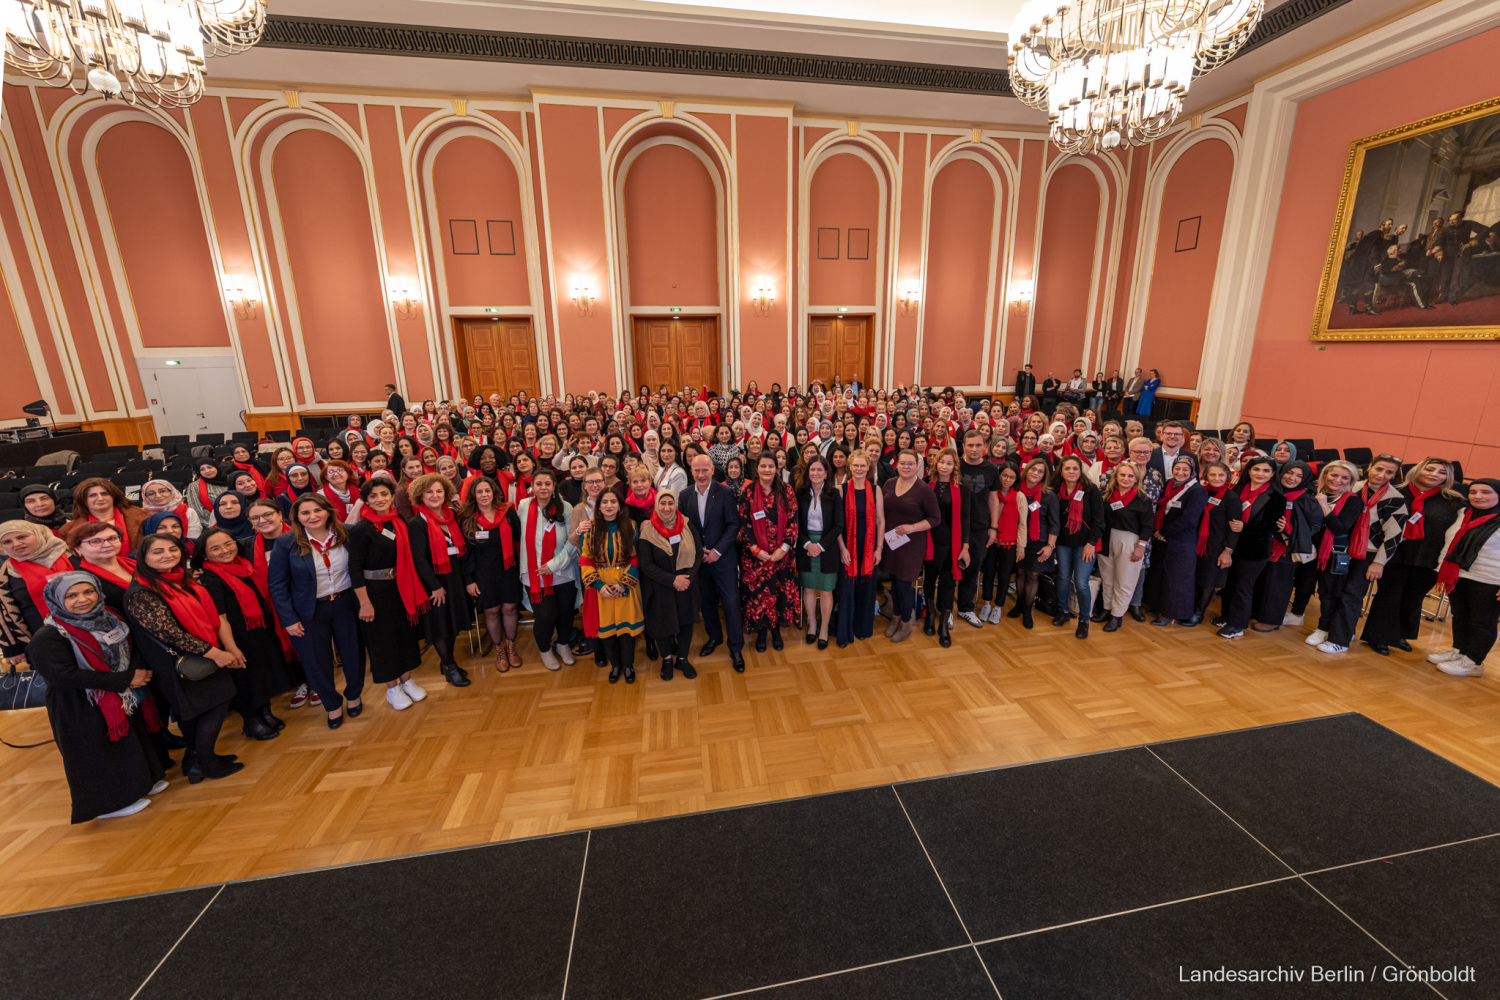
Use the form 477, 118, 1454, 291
282, 90, 301, 108
452, 99, 468, 116
1311, 94, 1500, 343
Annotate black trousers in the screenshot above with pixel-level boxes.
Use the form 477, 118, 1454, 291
1318, 557, 1373, 647
599, 634, 636, 671
922, 559, 960, 620
531, 581, 578, 652
890, 578, 917, 620
697, 556, 744, 652
287, 591, 364, 713
1449, 578, 1500, 664
956, 536, 986, 611
1253, 558, 1295, 625
656, 623, 696, 659
1222, 557, 1269, 630
981, 545, 1016, 603
1360, 562, 1438, 644
837, 573, 877, 642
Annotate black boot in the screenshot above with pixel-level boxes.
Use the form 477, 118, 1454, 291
1021, 607, 1034, 630
924, 612, 937, 636
660, 656, 674, 682
1006, 601, 1024, 619
677, 659, 697, 680
645, 637, 658, 660
1128, 605, 1146, 623
241, 715, 278, 741
755, 630, 768, 653
1075, 619, 1089, 639
261, 706, 285, 731
770, 628, 783, 651
1052, 611, 1071, 627
442, 662, 471, 687
1090, 609, 1110, 623
938, 616, 952, 648
1103, 616, 1123, 632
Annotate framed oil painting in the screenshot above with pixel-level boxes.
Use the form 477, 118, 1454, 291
1312, 95, 1500, 341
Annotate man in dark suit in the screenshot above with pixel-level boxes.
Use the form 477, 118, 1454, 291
847, 372, 864, 397
384, 383, 406, 417
1013, 363, 1036, 403
682, 455, 745, 671
1148, 420, 1188, 483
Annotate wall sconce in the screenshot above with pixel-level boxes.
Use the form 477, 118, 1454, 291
570, 274, 596, 316
387, 277, 419, 320
899, 280, 921, 315
221, 274, 259, 320
1009, 280, 1034, 316
751, 275, 775, 316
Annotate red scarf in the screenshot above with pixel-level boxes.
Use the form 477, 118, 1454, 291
78, 555, 135, 591
52, 615, 162, 740
361, 508, 427, 622
1349, 481, 1389, 559
321, 484, 353, 521
1198, 484, 1232, 556
502, 471, 532, 505
1062, 479, 1085, 534
844, 480, 877, 576
197, 478, 214, 513
1316, 492, 1354, 569
1017, 448, 1039, 466
233, 461, 268, 493
11, 552, 73, 615
201, 557, 270, 629
1404, 487, 1439, 540
1109, 486, 1138, 509
1437, 509, 1500, 592
419, 505, 467, 575
89, 506, 128, 541
625, 488, 657, 510
997, 489, 1020, 548
924, 480, 963, 580
476, 507, 516, 569
152, 569, 221, 647
1018, 484, 1043, 541
1154, 480, 1191, 534
1269, 489, 1308, 562
525, 500, 559, 601
750, 480, 789, 553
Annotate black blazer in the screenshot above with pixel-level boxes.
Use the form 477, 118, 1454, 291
1014, 371, 1036, 400
387, 392, 406, 416
1053, 483, 1107, 548
1234, 487, 1286, 562
795, 486, 844, 575
677, 481, 739, 560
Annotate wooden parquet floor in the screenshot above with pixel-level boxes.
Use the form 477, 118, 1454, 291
2, 602, 1498, 916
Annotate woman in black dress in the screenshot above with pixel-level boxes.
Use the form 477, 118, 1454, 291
195, 528, 293, 739
459, 475, 523, 672
1216, 456, 1287, 639
1189, 461, 1242, 626
880, 450, 940, 643
29, 571, 168, 821
1251, 460, 1323, 631
349, 478, 428, 710
124, 535, 243, 783
922, 448, 973, 647
1010, 457, 1059, 629
637, 489, 703, 682
1147, 455, 1207, 626
1360, 458, 1465, 655
407, 472, 475, 688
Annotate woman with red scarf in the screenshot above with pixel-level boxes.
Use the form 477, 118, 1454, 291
1, 520, 77, 663
189, 459, 229, 530
1009, 458, 1059, 630
737, 453, 801, 652
979, 463, 1028, 624
460, 476, 523, 672
124, 535, 243, 782
519, 469, 579, 672
637, 489, 702, 681
320, 460, 364, 525
1049, 455, 1107, 638
1427, 478, 1500, 677
1212, 456, 1283, 638
1092, 462, 1154, 631
1250, 460, 1323, 631
1361, 458, 1465, 656
1188, 461, 1244, 627
1144, 455, 1207, 627
62, 478, 150, 550
796, 454, 843, 650
71, 521, 135, 613
290, 436, 324, 484
835, 450, 885, 646
348, 478, 430, 709
921, 449, 975, 648
28, 572, 168, 821
407, 473, 476, 689
227, 444, 269, 495
194, 528, 293, 740
241, 498, 311, 709
1308, 456, 1408, 655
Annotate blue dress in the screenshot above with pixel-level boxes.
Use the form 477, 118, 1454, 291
1136, 378, 1161, 416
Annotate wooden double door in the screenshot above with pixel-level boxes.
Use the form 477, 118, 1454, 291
631, 316, 721, 394
808, 315, 872, 387
453, 317, 541, 401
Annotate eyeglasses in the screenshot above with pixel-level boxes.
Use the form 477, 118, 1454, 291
78, 537, 118, 547
248, 513, 278, 524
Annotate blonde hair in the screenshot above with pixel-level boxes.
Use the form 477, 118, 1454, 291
1104, 461, 1141, 496
1316, 460, 1360, 492
1403, 457, 1464, 499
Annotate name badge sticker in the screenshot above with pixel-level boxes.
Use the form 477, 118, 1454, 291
475, 530, 491, 539
1110, 500, 1124, 510
752, 509, 767, 521
669, 534, 682, 545
1408, 512, 1422, 524
380, 528, 397, 540
1208, 497, 1221, 507
1028, 501, 1040, 512
447, 546, 460, 555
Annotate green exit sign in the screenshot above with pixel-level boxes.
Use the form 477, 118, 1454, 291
669, 307, 682, 313
483, 307, 499, 313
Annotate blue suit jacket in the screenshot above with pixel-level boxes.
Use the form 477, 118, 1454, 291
266, 531, 320, 629
678, 480, 739, 560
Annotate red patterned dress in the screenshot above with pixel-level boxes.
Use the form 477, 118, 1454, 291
737, 479, 801, 630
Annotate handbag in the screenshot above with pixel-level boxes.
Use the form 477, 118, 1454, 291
174, 653, 219, 682
1328, 544, 1351, 577
0, 662, 47, 711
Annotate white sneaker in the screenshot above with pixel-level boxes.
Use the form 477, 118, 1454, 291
401, 678, 428, 702
1283, 612, 1304, 626
979, 602, 993, 623
554, 643, 576, 666
540, 649, 561, 671
148, 780, 169, 795
958, 610, 983, 628
386, 685, 413, 711
98, 798, 151, 819
1317, 641, 1348, 654
1426, 648, 1461, 664
1305, 629, 1328, 646
989, 603, 1005, 624
1437, 655, 1484, 677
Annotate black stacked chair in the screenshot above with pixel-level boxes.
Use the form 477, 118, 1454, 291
77, 461, 121, 477
124, 457, 166, 473
1343, 447, 1373, 469
1310, 448, 1340, 467
159, 434, 190, 456
231, 430, 258, 444
1451, 460, 1465, 484
267, 429, 292, 442
1288, 438, 1315, 456
195, 432, 226, 446
113, 470, 151, 490
162, 469, 194, 488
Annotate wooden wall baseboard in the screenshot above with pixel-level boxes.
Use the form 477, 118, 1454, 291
81, 416, 157, 447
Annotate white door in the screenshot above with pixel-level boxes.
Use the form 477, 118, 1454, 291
137, 356, 246, 438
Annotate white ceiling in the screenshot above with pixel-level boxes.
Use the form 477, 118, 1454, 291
210, 0, 1421, 125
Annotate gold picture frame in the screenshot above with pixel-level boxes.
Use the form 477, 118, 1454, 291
1311, 95, 1500, 342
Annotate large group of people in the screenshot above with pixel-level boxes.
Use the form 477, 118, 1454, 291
2, 372, 1493, 825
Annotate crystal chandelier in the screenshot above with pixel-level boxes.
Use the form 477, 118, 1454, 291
1008, 0, 1264, 153
2, 0, 265, 108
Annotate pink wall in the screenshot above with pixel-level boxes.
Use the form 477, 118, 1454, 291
1242, 25, 1500, 475
923, 158, 997, 386
1030, 163, 1100, 380
735, 115, 790, 388
0, 272, 44, 417
623, 143, 719, 306
1002, 139, 1044, 383
432, 135, 531, 308
891, 133, 926, 386
96, 122, 229, 350
808, 151, 880, 306
272, 129, 395, 403
1137, 138, 1234, 391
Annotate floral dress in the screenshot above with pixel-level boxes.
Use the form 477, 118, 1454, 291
737, 481, 801, 630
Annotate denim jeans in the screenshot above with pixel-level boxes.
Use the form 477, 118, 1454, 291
1055, 545, 1096, 618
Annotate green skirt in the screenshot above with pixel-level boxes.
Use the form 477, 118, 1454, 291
799, 530, 839, 592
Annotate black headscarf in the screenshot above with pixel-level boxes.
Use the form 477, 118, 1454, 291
19, 484, 68, 530
214, 490, 254, 539
1447, 479, 1500, 570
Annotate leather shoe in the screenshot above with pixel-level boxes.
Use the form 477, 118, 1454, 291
608, 664, 622, 684
731, 651, 746, 673
346, 699, 363, 718
817, 638, 828, 651
443, 663, 471, 687
1392, 638, 1412, 652
771, 629, 784, 651
645, 637, 658, 660
755, 631, 767, 653
1090, 609, 1110, 624
1103, 616, 1123, 632
805, 632, 818, 645
938, 621, 952, 648
1051, 612, 1070, 627
624, 665, 636, 683
326, 712, 344, 730
924, 615, 936, 636
1128, 606, 1146, 623
242, 716, 278, 741
677, 660, 697, 680
1076, 620, 1089, 639
699, 639, 719, 657
1368, 642, 1390, 656
261, 707, 285, 731
660, 659, 674, 681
